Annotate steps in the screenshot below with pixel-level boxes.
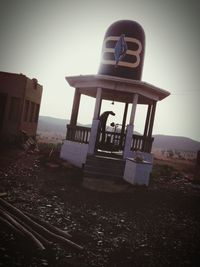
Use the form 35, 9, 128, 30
83, 154, 125, 181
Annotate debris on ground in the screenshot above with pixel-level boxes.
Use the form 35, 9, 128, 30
0, 147, 200, 266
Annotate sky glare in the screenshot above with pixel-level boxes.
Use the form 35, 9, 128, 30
0, 0, 200, 141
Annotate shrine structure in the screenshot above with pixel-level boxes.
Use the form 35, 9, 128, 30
60, 20, 170, 185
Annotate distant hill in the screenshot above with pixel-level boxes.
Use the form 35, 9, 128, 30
153, 134, 200, 152
37, 116, 69, 134
37, 116, 200, 151
37, 116, 89, 135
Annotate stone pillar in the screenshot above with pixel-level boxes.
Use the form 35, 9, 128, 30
123, 124, 134, 159
93, 87, 102, 120
123, 94, 138, 159
88, 88, 102, 154
142, 104, 152, 151
120, 103, 128, 148
143, 104, 152, 137
148, 101, 157, 137
129, 94, 138, 125
70, 88, 81, 126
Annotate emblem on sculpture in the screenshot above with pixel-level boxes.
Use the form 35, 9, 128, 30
101, 36, 142, 68
114, 34, 128, 67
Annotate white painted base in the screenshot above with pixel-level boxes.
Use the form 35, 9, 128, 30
60, 140, 88, 168
124, 151, 154, 170
132, 151, 154, 165
123, 158, 152, 186
123, 124, 134, 159
88, 119, 100, 154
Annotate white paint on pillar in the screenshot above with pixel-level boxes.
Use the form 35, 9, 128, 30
123, 124, 134, 159
88, 119, 100, 154
88, 87, 102, 154
123, 94, 138, 159
93, 87, 102, 120
129, 93, 138, 125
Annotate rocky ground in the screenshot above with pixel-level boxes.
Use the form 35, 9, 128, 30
0, 146, 200, 266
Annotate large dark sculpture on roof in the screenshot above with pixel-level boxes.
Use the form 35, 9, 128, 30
98, 20, 145, 80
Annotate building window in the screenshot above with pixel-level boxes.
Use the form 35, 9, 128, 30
9, 97, 20, 122
23, 100, 30, 122
29, 102, 35, 122
34, 104, 40, 122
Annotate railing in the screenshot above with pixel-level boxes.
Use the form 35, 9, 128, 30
66, 125, 91, 144
131, 134, 154, 153
98, 130, 126, 151
66, 125, 154, 153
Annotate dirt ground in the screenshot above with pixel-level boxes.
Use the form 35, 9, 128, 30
0, 147, 200, 267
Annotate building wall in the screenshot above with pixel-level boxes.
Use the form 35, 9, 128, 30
0, 71, 43, 140
20, 77, 43, 136
0, 72, 26, 137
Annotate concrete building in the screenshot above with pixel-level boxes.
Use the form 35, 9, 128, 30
0, 71, 43, 141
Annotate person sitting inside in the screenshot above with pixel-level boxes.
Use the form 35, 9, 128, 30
98, 111, 115, 144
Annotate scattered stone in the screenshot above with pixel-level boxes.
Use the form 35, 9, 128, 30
0, 148, 199, 267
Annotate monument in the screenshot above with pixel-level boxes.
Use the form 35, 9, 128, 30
60, 20, 170, 185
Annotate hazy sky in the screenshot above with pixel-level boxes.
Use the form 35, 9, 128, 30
0, 0, 200, 141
